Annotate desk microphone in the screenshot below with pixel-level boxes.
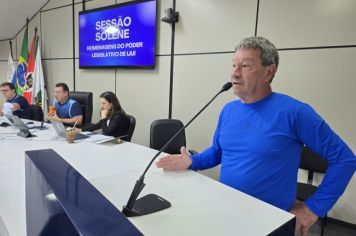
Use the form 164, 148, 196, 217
28, 121, 47, 130
122, 82, 232, 217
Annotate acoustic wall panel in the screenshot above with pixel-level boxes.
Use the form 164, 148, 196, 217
173, 53, 236, 151
0, 62, 8, 100
43, 59, 73, 104
75, 59, 116, 122
42, 0, 81, 11
275, 48, 356, 151
114, 56, 171, 145
258, 0, 356, 48
0, 40, 12, 60
41, 5, 73, 59
175, 0, 257, 54
28, 13, 41, 45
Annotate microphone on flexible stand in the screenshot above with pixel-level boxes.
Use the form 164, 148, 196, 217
122, 82, 233, 217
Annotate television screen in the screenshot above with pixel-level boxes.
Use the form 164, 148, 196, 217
79, 0, 156, 68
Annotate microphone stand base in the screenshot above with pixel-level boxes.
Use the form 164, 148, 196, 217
17, 130, 35, 138
123, 194, 171, 217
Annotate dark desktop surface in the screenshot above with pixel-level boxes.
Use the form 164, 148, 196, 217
0, 121, 11, 127
25, 149, 142, 236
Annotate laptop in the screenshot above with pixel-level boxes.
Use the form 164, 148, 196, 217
4, 114, 34, 138
49, 119, 90, 140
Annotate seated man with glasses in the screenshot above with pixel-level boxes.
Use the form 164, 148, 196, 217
0, 82, 31, 119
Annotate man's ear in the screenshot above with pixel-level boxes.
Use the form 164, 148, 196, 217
265, 64, 277, 83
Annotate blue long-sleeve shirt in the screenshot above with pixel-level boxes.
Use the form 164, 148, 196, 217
191, 92, 356, 217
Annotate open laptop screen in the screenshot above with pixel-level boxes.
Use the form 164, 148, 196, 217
49, 120, 67, 138
49, 120, 89, 140
4, 114, 33, 138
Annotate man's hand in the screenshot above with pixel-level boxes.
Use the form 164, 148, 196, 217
47, 110, 56, 117
47, 112, 61, 122
290, 200, 318, 236
73, 128, 82, 133
11, 103, 20, 111
156, 147, 192, 171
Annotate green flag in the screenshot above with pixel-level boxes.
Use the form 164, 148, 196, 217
19, 28, 29, 64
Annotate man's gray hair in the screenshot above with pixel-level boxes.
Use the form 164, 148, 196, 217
235, 36, 279, 68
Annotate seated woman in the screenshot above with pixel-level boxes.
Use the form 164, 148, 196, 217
80, 91, 130, 138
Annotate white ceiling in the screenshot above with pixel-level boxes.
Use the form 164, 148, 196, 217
0, 0, 48, 40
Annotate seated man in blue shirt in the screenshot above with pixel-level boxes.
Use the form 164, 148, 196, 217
0, 82, 32, 119
48, 83, 82, 126
156, 36, 356, 236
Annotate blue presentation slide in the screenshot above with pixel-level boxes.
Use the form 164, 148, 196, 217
79, 0, 156, 68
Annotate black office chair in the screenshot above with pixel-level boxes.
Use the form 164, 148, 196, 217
29, 104, 44, 122
70, 91, 93, 125
150, 119, 197, 155
297, 146, 329, 236
123, 114, 136, 142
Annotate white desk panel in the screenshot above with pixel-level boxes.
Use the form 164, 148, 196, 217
0, 119, 294, 236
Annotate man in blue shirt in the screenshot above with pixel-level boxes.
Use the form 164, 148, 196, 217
156, 36, 356, 235
0, 82, 32, 119
48, 83, 82, 126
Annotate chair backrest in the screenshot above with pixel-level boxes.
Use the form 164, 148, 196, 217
69, 91, 93, 125
150, 119, 186, 154
29, 104, 44, 122
124, 114, 136, 142
300, 146, 328, 184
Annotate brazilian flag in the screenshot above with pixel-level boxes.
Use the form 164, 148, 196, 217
12, 26, 28, 95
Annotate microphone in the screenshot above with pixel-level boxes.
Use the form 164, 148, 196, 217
221, 81, 233, 92
122, 82, 232, 217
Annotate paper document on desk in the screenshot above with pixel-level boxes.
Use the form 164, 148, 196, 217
80, 133, 115, 144
2, 102, 13, 115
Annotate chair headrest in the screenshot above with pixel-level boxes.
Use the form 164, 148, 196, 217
69, 91, 93, 103
300, 146, 328, 173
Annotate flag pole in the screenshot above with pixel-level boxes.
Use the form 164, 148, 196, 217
35, 27, 38, 43
9, 41, 13, 59
34, 26, 39, 57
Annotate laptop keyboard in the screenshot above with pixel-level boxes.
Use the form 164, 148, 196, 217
75, 133, 90, 140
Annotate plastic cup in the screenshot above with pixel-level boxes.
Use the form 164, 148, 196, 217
48, 106, 56, 114
66, 129, 76, 143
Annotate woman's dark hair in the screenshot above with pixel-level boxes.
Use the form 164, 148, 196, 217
100, 91, 126, 119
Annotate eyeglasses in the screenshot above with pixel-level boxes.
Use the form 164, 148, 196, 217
0, 89, 10, 92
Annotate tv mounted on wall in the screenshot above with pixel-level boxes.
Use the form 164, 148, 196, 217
79, 0, 156, 68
